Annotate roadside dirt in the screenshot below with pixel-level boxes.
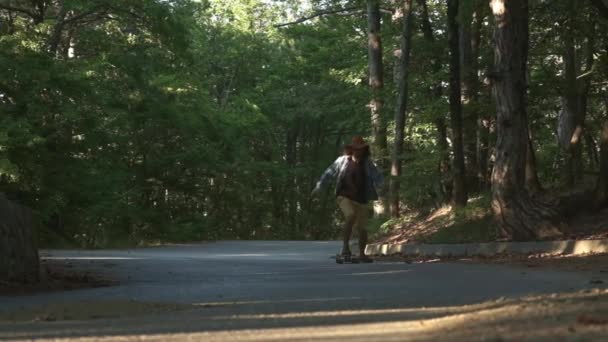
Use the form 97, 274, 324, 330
375, 206, 608, 245
0, 300, 190, 323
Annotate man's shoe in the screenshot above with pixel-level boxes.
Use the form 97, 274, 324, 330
340, 247, 352, 256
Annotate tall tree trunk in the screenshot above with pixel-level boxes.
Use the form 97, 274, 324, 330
490, 0, 562, 240
596, 120, 608, 207
417, 0, 433, 41
367, 0, 388, 216
1, 10, 15, 35
448, 0, 468, 207
285, 123, 299, 230
47, 0, 67, 56
460, 4, 483, 191
558, 18, 582, 187
418, 0, 452, 204
390, 0, 414, 218
478, 12, 494, 190
557, 2, 594, 188
436, 117, 452, 204
477, 115, 491, 189
586, 133, 599, 169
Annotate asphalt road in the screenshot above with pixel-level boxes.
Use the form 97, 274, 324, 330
0, 241, 603, 341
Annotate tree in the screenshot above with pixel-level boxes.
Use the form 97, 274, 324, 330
448, 0, 468, 207
367, 0, 389, 216
589, 0, 608, 18
390, 0, 414, 217
490, 0, 563, 240
460, 0, 484, 189
596, 120, 608, 206
417, 0, 452, 204
556, 0, 595, 188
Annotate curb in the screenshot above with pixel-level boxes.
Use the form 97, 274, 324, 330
365, 239, 608, 257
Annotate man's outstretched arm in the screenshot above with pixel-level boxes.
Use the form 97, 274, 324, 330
368, 160, 384, 189
313, 156, 345, 193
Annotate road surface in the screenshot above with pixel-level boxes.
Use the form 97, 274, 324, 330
0, 241, 605, 341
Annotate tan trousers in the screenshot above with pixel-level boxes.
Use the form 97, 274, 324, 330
337, 196, 369, 254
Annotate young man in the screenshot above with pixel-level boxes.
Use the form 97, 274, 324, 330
312, 136, 384, 262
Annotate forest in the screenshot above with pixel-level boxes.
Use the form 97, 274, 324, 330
1, 0, 607, 247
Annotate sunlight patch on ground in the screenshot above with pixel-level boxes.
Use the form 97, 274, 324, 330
192, 297, 364, 308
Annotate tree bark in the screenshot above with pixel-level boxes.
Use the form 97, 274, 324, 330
448, 0, 468, 207
367, 0, 388, 216
490, 0, 563, 240
390, 0, 414, 218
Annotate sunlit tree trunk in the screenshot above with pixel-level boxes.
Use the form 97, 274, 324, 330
367, 0, 388, 216
390, 0, 414, 218
490, 0, 562, 240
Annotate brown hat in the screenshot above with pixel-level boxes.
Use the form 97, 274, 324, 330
346, 135, 369, 150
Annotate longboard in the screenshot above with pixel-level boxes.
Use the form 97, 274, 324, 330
335, 254, 360, 264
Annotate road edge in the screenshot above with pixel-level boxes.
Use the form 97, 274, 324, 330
365, 239, 608, 257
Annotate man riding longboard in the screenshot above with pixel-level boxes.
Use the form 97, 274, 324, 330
312, 136, 384, 263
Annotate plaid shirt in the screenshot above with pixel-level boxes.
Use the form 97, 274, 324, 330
314, 155, 384, 201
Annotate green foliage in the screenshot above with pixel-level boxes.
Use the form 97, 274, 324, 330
1, 0, 606, 247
